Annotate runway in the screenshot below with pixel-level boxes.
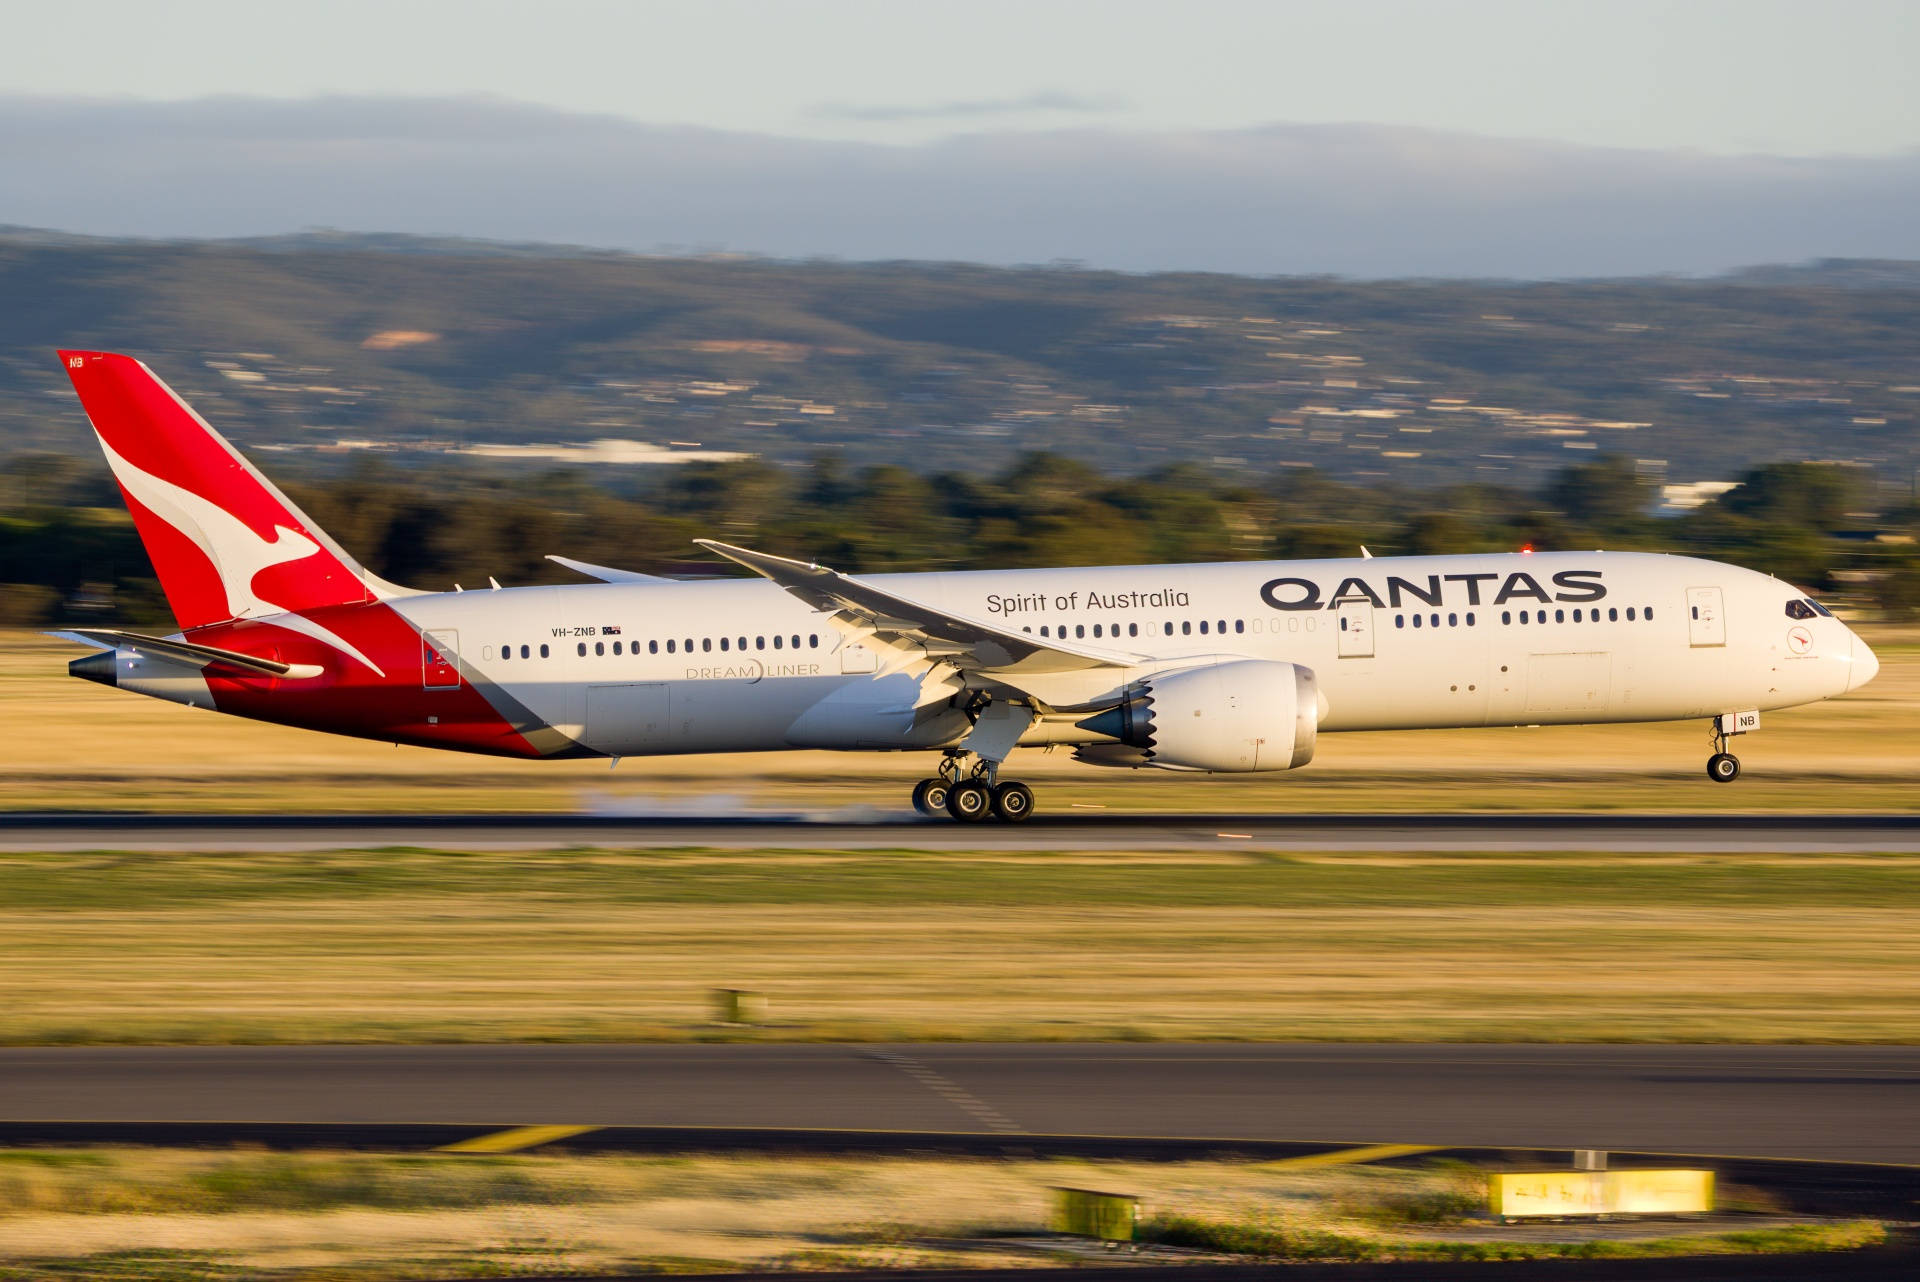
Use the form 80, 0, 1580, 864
4, 812, 1920, 851
5, 1043, 1918, 1165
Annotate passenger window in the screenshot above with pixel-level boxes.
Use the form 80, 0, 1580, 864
613, 641, 623, 655
1501, 611, 1511, 625
1430, 613, 1440, 628
702, 638, 712, 652
773, 635, 782, 649
1412, 614, 1422, 628
1199, 620, 1209, 635
650, 640, 659, 654
1448, 613, 1458, 627
1234, 620, 1244, 634
1571, 609, 1581, 623
1608, 608, 1618, 621
1518, 612, 1528, 625
1627, 608, 1637, 621
1075, 625, 1085, 638
1164, 622, 1174, 636
1092, 624, 1102, 638
738, 637, 747, 650
539, 644, 549, 658
755, 637, 765, 650
1466, 612, 1476, 626
1395, 615, 1405, 628
1181, 621, 1192, 636
666, 639, 676, 653
1040, 625, 1050, 637
720, 637, 729, 651
1554, 609, 1564, 623
1645, 607, 1654, 620
1129, 623, 1139, 637
595, 641, 604, 656
577, 642, 587, 657
1218, 620, 1226, 634
809, 634, 818, 648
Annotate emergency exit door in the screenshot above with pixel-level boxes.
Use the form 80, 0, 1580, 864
1335, 599, 1375, 658
1685, 587, 1726, 648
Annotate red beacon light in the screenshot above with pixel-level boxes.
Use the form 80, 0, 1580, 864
1520, 543, 1534, 554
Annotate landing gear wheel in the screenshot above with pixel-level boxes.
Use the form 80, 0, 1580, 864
991, 781, 1035, 823
1707, 752, 1741, 783
945, 779, 992, 823
911, 778, 950, 817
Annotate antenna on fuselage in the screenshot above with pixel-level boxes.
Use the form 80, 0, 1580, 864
1360, 546, 1373, 559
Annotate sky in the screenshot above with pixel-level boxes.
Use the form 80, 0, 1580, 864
9, 0, 1918, 155
4, 0, 1917, 276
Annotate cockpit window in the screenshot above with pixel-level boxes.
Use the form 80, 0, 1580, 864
1806, 598, 1834, 617
1785, 599, 1817, 620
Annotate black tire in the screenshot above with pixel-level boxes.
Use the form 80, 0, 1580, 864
946, 779, 992, 822
911, 778, 950, 817
991, 781, 1035, 823
1707, 752, 1741, 783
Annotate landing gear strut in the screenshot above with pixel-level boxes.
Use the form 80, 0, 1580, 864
912, 750, 1036, 822
1705, 712, 1755, 784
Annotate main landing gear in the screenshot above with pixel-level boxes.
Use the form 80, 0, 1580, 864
912, 751, 1035, 823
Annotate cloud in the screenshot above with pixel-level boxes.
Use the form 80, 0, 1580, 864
808, 91, 1128, 123
2, 95, 1916, 278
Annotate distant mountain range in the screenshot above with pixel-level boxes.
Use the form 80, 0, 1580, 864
5, 96, 1920, 278
2, 229, 1916, 487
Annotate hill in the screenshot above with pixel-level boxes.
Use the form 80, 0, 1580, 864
3, 231, 1917, 487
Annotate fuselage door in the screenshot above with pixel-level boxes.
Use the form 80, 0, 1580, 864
1335, 598, 1375, 659
1686, 587, 1726, 648
422, 629, 461, 689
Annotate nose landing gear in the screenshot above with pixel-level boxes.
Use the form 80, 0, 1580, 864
912, 751, 1036, 822
1705, 711, 1757, 783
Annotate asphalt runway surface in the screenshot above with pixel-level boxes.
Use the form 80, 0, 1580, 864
5, 1043, 1917, 1165
4, 812, 1920, 851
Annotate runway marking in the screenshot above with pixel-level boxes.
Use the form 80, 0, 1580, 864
438, 1124, 600, 1153
1261, 1142, 1438, 1170
869, 1050, 1025, 1135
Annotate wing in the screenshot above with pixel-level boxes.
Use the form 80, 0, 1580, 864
693, 540, 1142, 676
546, 555, 676, 584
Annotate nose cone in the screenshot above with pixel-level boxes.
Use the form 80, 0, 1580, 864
1848, 632, 1880, 692
68, 649, 118, 687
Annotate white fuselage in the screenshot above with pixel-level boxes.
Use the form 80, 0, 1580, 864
382, 550, 1874, 761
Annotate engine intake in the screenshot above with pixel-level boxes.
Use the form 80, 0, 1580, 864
1075, 659, 1319, 772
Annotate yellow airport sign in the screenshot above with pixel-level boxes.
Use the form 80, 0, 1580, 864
1490, 1169, 1713, 1218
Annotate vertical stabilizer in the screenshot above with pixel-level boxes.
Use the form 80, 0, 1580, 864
58, 350, 406, 630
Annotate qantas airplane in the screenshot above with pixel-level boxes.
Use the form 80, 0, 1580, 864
52, 351, 1878, 821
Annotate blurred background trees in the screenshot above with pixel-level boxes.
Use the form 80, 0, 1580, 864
5, 451, 1916, 628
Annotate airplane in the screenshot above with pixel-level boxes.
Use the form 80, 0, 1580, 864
51, 350, 1878, 821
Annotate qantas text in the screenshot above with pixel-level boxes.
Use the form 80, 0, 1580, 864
1259, 569, 1605, 612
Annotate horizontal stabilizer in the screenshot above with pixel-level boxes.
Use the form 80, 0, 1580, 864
546, 555, 675, 584
55, 628, 322, 678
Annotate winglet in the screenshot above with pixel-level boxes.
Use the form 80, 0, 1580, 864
546, 555, 674, 584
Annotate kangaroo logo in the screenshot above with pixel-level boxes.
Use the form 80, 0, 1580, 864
95, 434, 387, 676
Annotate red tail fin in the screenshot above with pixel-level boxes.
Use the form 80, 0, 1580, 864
59, 351, 393, 629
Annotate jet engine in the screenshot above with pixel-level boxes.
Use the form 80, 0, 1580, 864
1074, 659, 1319, 772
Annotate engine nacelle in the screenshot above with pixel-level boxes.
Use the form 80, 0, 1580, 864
1075, 659, 1319, 772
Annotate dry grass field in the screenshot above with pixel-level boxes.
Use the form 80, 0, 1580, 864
1, 846, 1915, 1044
0, 1147, 1875, 1277
3, 627, 1918, 815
